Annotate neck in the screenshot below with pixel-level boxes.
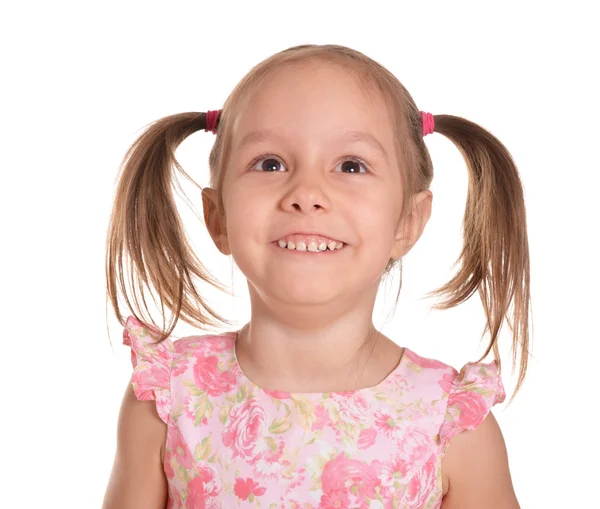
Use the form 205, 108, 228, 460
235, 282, 399, 393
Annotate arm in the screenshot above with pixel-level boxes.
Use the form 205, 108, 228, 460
441, 411, 520, 509
102, 383, 168, 509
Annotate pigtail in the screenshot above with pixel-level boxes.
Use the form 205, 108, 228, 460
105, 112, 231, 342
427, 114, 531, 400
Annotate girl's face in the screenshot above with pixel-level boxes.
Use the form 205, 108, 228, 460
206, 61, 430, 310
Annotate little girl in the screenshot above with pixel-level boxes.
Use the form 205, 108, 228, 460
103, 44, 528, 509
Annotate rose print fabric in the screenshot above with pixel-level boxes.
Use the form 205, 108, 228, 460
123, 316, 505, 509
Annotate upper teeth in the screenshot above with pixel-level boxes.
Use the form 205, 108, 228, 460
276, 238, 344, 251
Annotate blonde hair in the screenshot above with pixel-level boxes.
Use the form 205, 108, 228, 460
106, 44, 531, 399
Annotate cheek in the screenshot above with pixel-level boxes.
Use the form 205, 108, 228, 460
355, 197, 399, 261
355, 195, 398, 237
223, 193, 266, 252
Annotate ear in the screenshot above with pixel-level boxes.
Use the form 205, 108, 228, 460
391, 189, 433, 260
201, 187, 231, 256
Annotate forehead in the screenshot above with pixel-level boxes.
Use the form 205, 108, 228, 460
231, 61, 394, 147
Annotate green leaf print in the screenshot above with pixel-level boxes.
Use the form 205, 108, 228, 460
218, 455, 231, 471
219, 403, 230, 425
268, 405, 292, 434
194, 434, 212, 462
183, 380, 208, 398
178, 464, 190, 484
305, 435, 317, 445
193, 393, 210, 427
374, 393, 395, 405
172, 406, 183, 422
264, 436, 277, 453
291, 396, 315, 431
236, 383, 248, 403
269, 415, 292, 434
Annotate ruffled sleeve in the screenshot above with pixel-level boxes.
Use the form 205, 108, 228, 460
122, 315, 175, 424
438, 360, 506, 453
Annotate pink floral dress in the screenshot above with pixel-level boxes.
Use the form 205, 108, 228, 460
123, 315, 505, 509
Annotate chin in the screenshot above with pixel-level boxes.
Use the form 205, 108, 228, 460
268, 283, 344, 307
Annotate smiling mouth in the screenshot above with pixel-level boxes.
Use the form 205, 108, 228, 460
272, 239, 346, 252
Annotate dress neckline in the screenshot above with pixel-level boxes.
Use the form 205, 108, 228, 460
229, 330, 408, 399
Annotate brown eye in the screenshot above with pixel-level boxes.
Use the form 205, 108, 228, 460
262, 159, 280, 172
337, 158, 367, 174
252, 157, 286, 172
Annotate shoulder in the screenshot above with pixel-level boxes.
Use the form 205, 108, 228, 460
441, 410, 520, 508
122, 316, 236, 410
401, 347, 458, 390
402, 346, 456, 372
173, 331, 236, 358
124, 314, 236, 363
401, 347, 511, 504
429, 355, 518, 508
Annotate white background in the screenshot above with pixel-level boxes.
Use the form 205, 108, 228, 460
2, 1, 598, 507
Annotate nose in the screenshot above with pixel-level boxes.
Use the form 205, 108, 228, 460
280, 177, 332, 214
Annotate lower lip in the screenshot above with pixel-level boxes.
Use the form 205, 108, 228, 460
270, 242, 346, 255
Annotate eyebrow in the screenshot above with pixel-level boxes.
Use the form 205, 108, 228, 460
235, 129, 388, 160
339, 131, 388, 160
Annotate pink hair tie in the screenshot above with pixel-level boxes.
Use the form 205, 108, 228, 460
421, 111, 435, 136
205, 110, 221, 134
